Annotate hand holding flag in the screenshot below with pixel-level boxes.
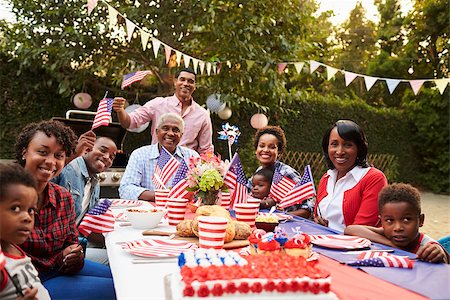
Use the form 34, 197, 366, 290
92, 91, 114, 130
78, 199, 115, 237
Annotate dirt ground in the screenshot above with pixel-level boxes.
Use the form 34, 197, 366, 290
420, 192, 450, 240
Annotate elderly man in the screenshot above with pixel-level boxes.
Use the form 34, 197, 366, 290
119, 112, 199, 201
113, 68, 213, 154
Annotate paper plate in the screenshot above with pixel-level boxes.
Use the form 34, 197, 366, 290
310, 235, 371, 250
111, 200, 144, 208
122, 239, 198, 258
257, 212, 293, 221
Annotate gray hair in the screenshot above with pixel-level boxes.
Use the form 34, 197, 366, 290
156, 112, 185, 133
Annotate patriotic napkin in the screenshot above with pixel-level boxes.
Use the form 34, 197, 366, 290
348, 251, 414, 269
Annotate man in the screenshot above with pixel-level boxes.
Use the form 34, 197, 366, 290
119, 112, 199, 201
112, 68, 213, 154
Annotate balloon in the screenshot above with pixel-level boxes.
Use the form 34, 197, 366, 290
124, 104, 150, 133
206, 94, 226, 113
250, 113, 268, 129
218, 107, 232, 120
73, 93, 92, 109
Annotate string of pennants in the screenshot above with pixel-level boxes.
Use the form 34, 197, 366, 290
86, 0, 449, 95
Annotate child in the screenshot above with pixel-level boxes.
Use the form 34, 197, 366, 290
0, 163, 51, 299
345, 183, 449, 263
251, 168, 274, 209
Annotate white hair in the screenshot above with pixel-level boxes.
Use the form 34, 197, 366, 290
156, 112, 185, 133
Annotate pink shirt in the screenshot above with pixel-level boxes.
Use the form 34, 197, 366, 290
128, 94, 213, 154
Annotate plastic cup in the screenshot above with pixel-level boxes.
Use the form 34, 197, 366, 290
220, 192, 231, 210
234, 203, 260, 228
166, 198, 188, 226
197, 216, 228, 249
155, 190, 170, 209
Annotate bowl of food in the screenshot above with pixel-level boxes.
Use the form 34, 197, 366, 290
255, 215, 279, 232
126, 208, 166, 229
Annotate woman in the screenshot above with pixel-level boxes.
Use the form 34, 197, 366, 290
314, 120, 388, 232
16, 120, 115, 299
250, 126, 313, 218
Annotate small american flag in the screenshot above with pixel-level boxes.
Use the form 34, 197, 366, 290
349, 252, 414, 269
0, 245, 5, 270
168, 159, 192, 199
121, 71, 152, 89
152, 147, 180, 189
78, 199, 115, 237
224, 153, 248, 209
279, 165, 316, 209
92, 94, 113, 129
269, 164, 296, 202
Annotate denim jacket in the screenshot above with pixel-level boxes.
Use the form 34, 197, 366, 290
52, 156, 99, 224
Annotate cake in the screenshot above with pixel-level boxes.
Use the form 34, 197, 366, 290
171, 248, 335, 299
257, 232, 281, 255
284, 233, 313, 258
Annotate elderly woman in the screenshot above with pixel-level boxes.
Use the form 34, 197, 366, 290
314, 120, 388, 231
249, 126, 314, 218
16, 120, 115, 299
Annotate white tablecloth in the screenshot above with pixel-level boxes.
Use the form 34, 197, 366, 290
106, 205, 179, 300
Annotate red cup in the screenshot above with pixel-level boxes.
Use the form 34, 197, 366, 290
155, 190, 170, 209
197, 216, 228, 249
166, 198, 188, 226
220, 192, 231, 210
246, 196, 261, 206
234, 203, 260, 228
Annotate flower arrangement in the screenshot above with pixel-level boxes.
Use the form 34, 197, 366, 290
186, 151, 229, 205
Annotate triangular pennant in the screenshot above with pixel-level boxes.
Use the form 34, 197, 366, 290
246, 60, 255, 71
409, 80, 425, 95
217, 63, 221, 74
309, 60, 321, 73
212, 64, 217, 75
226, 61, 232, 68
294, 62, 305, 74
175, 51, 182, 66
434, 79, 449, 94
87, 0, 98, 15
140, 30, 150, 51
192, 58, 199, 73
125, 19, 136, 43
344, 71, 358, 86
385, 79, 401, 94
364, 76, 378, 91
164, 45, 172, 64
277, 63, 287, 75
262, 63, 271, 73
326, 66, 339, 80
199, 61, 205, 74
151, 38, 161, 58
206, 62, 212, 76
107, 5, 118, 29
183, 54, 191, 68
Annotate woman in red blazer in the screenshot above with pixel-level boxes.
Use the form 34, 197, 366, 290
313, 120, 388, 232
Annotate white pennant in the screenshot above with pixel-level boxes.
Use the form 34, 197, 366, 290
294, 62, 305, 74
199, 61, 205, 74
434, 79, 449, 94
140, 30, 150, 51
213, 64, 217, 75
206, 62, 212, 76
364, 76, 378, 91
344, 71, 358, 86
326, 66, 339, 81
107, 5, 118, 29
192, 58, 199, 73
226, 61, 232, 68
125, 19, 136, 43
385, 79, 401, 94
87, 0, 98, 15
183, 54, 191, 68
309, 60, 321, 73
175, 51, 182, 66
151, 38, 161, 58
409, 80, 425, 95
164, 45, 172, 64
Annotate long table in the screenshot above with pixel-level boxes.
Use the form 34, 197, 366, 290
105, 206, 449, 299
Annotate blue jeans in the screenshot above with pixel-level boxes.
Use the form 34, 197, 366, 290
41, 260, 116, 300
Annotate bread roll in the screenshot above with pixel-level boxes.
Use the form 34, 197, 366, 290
176, 220, 195, 237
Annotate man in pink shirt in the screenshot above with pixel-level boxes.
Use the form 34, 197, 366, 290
112, 68, 213, 154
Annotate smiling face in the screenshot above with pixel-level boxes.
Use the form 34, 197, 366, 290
22, 131, 66, 190
175, 71, 196, 103
0, 184, 37, 245
251, 174, 271, 199
380, 201, 424, 252
255, 134, 279, 167
156, 119, 183, 153
328, 127, 358, 179
84, 137, 117, 176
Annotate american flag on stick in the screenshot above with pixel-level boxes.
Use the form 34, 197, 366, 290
168, 159, 193, 199
152, 147, 180, 189
78, 199, 115, 237
348, 251, 414, 269
223, 153, 248, 209
279, 165, 316, 209
269, 164, 296, 202
92, 92, 114, 130
121, 71, 152, 89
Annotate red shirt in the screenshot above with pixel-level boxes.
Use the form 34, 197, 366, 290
21, 182, 79, 272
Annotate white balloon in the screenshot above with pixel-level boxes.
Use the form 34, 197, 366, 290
73, 93, 92, 109
250, 113, 268, 129
218, 107, 232, 120
125, 104, 150, 133
206, 94, 226, 113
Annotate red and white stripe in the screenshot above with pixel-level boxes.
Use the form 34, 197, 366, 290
92, 98, 112, 129
309, 235, 371, 249
168, 179, 192, 199
279, 181, 315, 208
269, 176, 296, 202
156, 158, 180, 186
357, 251, 414, 268
78, 209, 115, 236
0, 246, 6, 270
230, 183, 248, 210
234, 203, 259, 228
121, 71, 152, 89
197, 216, 228, 249
122, 239, 197, 257
166, 198, 188, 226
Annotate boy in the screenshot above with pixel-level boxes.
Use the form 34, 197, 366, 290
0, 163, 51, 299
251, 168, 273, 209
345, 183, 448, 263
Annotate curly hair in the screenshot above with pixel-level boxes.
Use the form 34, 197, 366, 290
253, 167, 274, 183
0, 162, 37, 200
378, 183, 421, 216
254, 126, 287, 155
321, 120, 369, 170
15, 120, 77, 166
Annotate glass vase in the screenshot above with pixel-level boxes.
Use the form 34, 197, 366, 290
197, 190, 220, 206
